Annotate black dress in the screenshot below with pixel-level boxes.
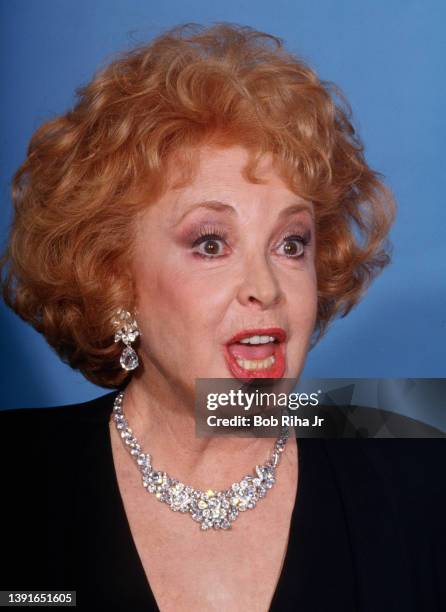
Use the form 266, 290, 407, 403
1, 390, 445, 611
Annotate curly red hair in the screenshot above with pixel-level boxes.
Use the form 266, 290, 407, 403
0, 23, 396, 388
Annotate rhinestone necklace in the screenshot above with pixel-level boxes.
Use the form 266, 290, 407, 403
112, 390, 290, 531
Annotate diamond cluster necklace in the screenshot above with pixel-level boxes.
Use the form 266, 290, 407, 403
112, 390, 290, 531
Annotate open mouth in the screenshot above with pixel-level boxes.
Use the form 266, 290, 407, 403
224, 328, 287, 379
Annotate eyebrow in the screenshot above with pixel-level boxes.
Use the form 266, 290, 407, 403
174, 199, 313, 225
277, 203, 314, 220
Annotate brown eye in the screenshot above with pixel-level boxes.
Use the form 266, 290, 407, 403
202, 239, 221, 255
283, 240, 303, 257
192, 233, 227, 258
278, 236, 306, 258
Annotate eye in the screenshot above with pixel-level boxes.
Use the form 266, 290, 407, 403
192, 232, 227, 258
276, 234, 310, 258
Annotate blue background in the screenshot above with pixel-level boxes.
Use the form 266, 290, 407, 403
1, 0, 445, 409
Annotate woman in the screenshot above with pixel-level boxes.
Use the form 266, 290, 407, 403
1, 23, 444, 611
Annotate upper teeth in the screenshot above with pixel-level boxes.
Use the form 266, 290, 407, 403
239, 335, 276, 345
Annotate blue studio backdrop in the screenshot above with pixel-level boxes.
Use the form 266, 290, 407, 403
1, 0, 445, 408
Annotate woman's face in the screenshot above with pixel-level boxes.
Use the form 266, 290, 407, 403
132, 145, 317, 395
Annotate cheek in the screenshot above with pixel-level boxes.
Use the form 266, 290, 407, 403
134, 269, 193, 365
134, 258, 231, 346
286, 271, 318, 330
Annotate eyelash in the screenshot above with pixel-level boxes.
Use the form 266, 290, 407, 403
279, 232, 311, 258
191, 226, 228, 259
191, 226, 311, 259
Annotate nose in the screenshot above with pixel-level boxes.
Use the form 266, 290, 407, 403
236, 253, 283, 310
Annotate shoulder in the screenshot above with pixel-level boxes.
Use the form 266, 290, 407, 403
322, 438, 446, 531
0, 390, 120, 469
357, 438, 445, 492
0, 387, 121, 472
363, 439, 446, 518
0, 390, 118, 589
323, 438, 446, 491
0, 389, 120, 523
325, 439, 446, 606
0, 390, 119, 426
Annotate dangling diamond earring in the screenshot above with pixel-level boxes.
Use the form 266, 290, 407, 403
112, 308, 140, 371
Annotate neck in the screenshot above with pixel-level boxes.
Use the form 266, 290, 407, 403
117, 374, 291, 491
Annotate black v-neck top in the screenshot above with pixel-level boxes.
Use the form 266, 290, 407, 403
1, 390, 445, 611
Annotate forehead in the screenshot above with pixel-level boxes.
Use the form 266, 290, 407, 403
158, 144, 313, 219
167, 144, 287, 189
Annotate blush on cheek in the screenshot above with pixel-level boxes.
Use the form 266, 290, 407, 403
142, 268, 202, 346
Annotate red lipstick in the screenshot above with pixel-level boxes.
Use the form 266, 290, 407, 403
224, 327, 287, 379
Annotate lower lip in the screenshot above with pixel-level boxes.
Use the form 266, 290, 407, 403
223, 342, 286, 379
